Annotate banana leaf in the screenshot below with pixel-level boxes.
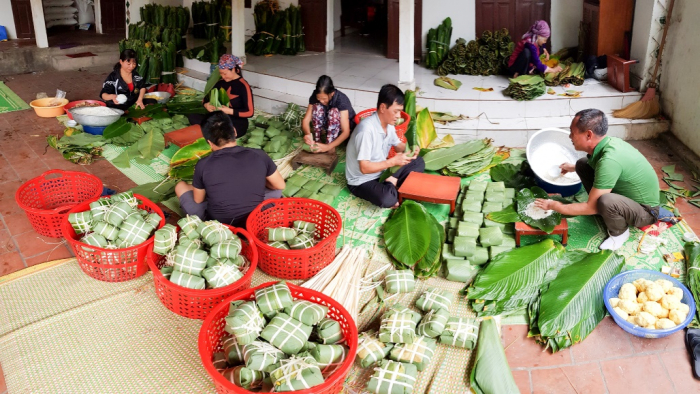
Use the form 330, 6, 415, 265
137, 130, 165, 161
467, 239, 565, 316
486, 204, 519, 224
103, 118, 131, 139
403, 90, 417, 147
685, 242, 700, 324
426, 28, 437, 69
128, 179, 178, 203
109, 123, 145, 146
434, 76, 462, 91
470, 319, 519, 394
415, 108, 437, 149
415, 213, 444, 278
516, 187, 562, 233
384, 200, 432, 269
423, 139, 487, 171
530, 250, 624, 352
125, 103, 165, 120
489, 162, 535, 190
170, 137, 212, 169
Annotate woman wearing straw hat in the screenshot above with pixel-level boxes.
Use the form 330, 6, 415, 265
188, 54, 254, 138
507, 20, 562, 78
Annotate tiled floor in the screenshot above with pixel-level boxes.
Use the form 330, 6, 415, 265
0, 70, 699, 393
0, 30, 122, 52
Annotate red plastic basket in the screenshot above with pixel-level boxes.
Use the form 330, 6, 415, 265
246, 198, 342, 280
146, 225, 258, 320
16, 170, 103, 238
199, 281, 358, 394
354, 108, 410, 158
62, 194, 165, 282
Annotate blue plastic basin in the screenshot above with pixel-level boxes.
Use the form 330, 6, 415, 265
83, 125, 107, 135
604, 269, 696, 338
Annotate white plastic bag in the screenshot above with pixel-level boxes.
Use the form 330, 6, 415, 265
75, 0, 95, 25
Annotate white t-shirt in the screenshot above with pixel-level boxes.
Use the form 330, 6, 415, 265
345, 113, 401, 186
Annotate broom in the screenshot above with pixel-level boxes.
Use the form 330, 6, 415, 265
613, 0, 675, 119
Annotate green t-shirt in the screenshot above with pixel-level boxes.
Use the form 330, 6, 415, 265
588, 136, 659, 206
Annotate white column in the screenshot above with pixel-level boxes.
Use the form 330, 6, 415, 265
398, 0, 415, 90
232, 0, 246, 63
326, 0, 335, 51
30, 0, 48, 48
95, 0, 103, 34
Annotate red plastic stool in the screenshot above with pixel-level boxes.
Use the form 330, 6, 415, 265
515, 219, 569, 246
398, 172, 461, 213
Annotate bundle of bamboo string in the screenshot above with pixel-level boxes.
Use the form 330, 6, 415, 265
300, 245, 367, 323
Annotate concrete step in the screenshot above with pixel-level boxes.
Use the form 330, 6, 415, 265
51, 51, 115, 71
177, 68, 669, 144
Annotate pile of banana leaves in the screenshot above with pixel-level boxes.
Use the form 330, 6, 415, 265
544, 61, 585, 87
445, 140, 496, 176
425, 18, 452, 69
139, 4, 190, 37
169, 138, 212, 180
437, 29, 514, 76
684, 242, 700, 324
182, 37, 225, 65
191, 1, 208, 39
245, 1, 305, 56
47, 132, 107, 165
528, 250, 624, 352
504, 75, 546, 101
465, 239, 566, 317
383, 200, 444, 278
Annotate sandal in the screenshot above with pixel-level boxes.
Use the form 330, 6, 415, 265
685, 328, 700, 380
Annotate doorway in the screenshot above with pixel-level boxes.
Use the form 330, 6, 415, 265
475, 0, 551, 45
335, 0, 387, 56
11, 0, 35, 39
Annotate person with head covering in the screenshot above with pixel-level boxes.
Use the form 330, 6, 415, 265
507, 20, 562, 78
100, 49, 156, 110
300, 75, 356, 154
188, 54, 254, 138
175, 111, 285, 228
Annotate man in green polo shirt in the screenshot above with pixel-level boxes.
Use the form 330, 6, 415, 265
535, 109, 660, 250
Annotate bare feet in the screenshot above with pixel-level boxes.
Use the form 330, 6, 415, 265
386, 176, 398, 187
393, 202, 400, 208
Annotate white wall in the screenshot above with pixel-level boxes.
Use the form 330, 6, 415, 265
660, 0, 700, 156
550, 0, 582, 51
422, 0, 475, 52
0, 0, 17, 39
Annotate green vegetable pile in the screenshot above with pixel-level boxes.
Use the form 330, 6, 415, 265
437, 29, 514, 76
246, 1, 305, 56
238, 116, 301, 160
383, 200, 444, 279
425, 18, 452, 69
504, 75, 546, 101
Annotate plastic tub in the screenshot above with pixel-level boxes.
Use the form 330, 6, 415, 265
64, 100, 106, 120
29, 98, 69, 117
526, 128, 585, 197
604, 269, 696, 338
83, 125, 107, 135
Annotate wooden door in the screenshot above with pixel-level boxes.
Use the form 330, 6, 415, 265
101, 0, 126, 34
11, 0, 35, 39
387, 0, 422, 60
476, 0, 550, 44
299, 0, 327, 52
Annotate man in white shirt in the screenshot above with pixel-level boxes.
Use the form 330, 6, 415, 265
345, 84, 425, 208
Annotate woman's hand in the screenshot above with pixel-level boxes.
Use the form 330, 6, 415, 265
312, 143, 331, 153
219, 106, 234, 115
545, 65, 562, 74
135, 100, 145, 110
543, 48, 550, 62
204, 103, 216, 112
303, 133, 315, 146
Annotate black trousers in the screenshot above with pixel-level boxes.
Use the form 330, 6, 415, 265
507, 48, 531, 77
187, 113, 249, 139
348, 156, 425, 208
576, 157, 655, 236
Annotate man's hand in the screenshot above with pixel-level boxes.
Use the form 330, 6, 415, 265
391, 152, 416, 167
412, 146, 420, 156
534, 198, 557, 211
204, 103, 216, 112
560, 162, 576, 175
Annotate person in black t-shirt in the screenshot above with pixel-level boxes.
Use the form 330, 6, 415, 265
175, 112, 285, 228
187, 54, 254, 138
301, 75, 356, 154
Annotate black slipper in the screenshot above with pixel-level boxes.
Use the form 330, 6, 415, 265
687, 328, 700, 380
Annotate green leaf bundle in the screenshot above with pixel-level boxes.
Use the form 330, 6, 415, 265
423, 139, 488, 171
516, 186, 562, 233
470, 319, 520, 394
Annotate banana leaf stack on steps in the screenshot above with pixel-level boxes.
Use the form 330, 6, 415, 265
425, 18, 452, 69
437, 29, 514, 76
192, 1, 208, 39
504, 75, 546, 101
247, 1, 305, 56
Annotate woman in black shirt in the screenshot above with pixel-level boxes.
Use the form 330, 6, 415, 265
188, 54, 254, 138
301, 75, 356, 153
100, 49, 154, 110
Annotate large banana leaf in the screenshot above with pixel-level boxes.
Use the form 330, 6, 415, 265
684, 242, 700, 322
103, 118, 130, 139
403, 90, 417, 147
489, 162, 535, 190
415, 213, 444, 278
516, 186, 562, 233
137, 130, 165, 161
169, 137, 212, 168
467, 239, 565, 301
533, 250, 624, 352
486, 204, 519, 224
422, 139, 487, 171
383, 200, 432, 268
415, 107, 437, 149
470, 319, 520, 394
